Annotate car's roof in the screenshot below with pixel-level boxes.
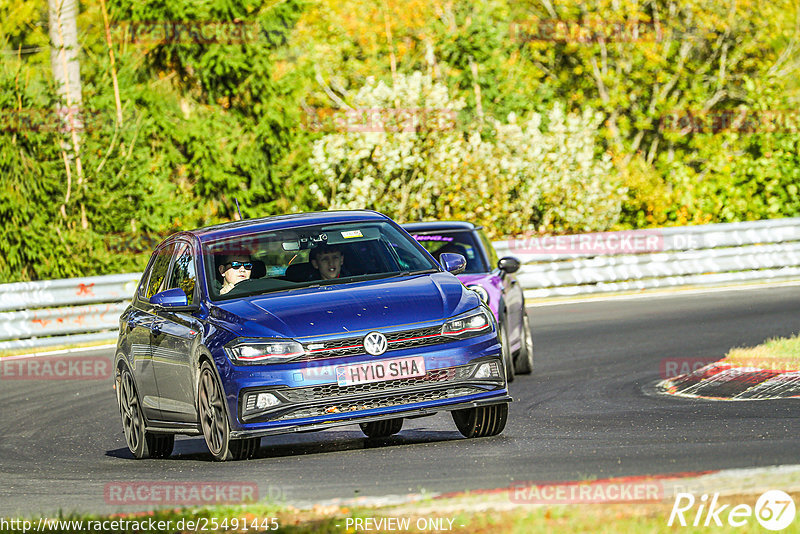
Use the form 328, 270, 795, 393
187, 210, 390, 243
402, 221, 481, 233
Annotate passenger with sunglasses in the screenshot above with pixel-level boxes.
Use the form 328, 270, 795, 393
217, 255, 253, 295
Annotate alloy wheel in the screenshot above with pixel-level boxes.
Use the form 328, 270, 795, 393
199, 363, 230, 460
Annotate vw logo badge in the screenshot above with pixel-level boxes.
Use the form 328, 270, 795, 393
363, 331, 388, 356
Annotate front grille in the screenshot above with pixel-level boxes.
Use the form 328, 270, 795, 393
275, 386, 486, 421
279, 364, 476, 403
299, 324, 447, 361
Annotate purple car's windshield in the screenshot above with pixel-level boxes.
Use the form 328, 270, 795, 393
409, 231, 488, 274
204, 222, 439, 300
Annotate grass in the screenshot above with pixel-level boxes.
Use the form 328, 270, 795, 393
725, 334, 800, 372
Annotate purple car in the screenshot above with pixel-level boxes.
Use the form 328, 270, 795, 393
404, 222, 533, 381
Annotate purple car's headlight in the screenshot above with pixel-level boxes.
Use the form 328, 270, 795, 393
467, 284, 489, 304
441, 309, 492, 338
225, 339, 305, 365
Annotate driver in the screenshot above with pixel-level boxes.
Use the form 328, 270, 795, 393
310, 244, 344, 280
218, 254, 252, 294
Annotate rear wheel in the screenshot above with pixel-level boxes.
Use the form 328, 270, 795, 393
360, 418, 403, 438
500, 324, 514, 383
118, 367, 174, 459
452, 403, 508, 438
514, 312, 534, 375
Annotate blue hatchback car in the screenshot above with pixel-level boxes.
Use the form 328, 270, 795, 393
115, 210, 511, 461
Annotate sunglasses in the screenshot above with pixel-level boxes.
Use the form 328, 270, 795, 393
227, 261, 253, 270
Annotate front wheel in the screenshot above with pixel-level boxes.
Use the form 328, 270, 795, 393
360, 418, 403, 438
514, 312, 534, 375
200, 361, 258, 461
452, 403, 508, 438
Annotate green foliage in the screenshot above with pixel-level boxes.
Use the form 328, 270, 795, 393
309, 72, 623, 237
0, 0, 49, 64
0, 0, 307, 281
0, 0, 798, 282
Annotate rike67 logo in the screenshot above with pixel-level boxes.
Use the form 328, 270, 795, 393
669, 490, 796, 531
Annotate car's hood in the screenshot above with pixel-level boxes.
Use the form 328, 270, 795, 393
209, 272, 479, 339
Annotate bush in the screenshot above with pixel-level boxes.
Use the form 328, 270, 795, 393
309, 71, 625, 237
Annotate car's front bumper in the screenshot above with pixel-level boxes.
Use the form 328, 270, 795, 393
229, 390, 512, 439
221, 331, 508, 435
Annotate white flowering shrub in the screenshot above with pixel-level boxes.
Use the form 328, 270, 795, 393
310, 71, 625, 236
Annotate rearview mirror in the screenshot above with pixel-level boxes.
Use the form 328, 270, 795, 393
151, 288, 197, 311
439, 253, 467, 275
498, 257, 521, 274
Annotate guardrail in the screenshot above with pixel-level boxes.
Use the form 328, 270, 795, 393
2, 218, 799, 351
0, 274, 140, 351
494, 218, 800, 299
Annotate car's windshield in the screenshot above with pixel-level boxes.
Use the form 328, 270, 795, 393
204, 221, 439, 300
409, 231, 488, 274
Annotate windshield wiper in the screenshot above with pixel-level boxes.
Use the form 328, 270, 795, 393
391, 268, 439, 277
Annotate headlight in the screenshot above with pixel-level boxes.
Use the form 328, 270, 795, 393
467, 284, 489, 303
442, 309, 492, 338
225, 339, 305, 365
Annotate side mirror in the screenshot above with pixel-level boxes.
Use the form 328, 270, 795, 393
498, 256, 521, 274
439, 252, 467, 275
151, 288, 195, 310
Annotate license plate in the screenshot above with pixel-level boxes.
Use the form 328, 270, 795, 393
336, 356, 426, 386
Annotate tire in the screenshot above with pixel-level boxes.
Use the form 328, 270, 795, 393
514, 312, 534, 375
146, 433, 175, 459
229, 437, 260, 460
199, 361, 240, 461
118, 366, 174, 459
360, 418, 403, 438
499, 323, 514, 383
452, 403, 508, 438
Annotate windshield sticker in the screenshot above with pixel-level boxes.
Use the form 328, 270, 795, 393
412, 234, 454, 242
341, 230, 363, 239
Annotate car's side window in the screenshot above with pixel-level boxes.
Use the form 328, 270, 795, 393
167, 243, 197, 305
145, 243, 176, 300
136, 256, 157, 300
478, 230, 499, 268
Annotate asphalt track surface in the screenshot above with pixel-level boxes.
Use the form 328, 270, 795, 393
1, 285, 799, 516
